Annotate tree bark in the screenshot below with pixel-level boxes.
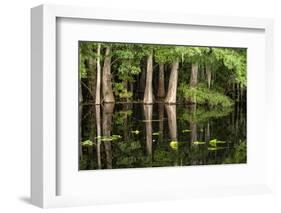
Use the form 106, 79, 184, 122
188, 63, 198, 104
95, 44, 101, 105
165, 60, 179, 104
190, 63, 198, 87
157, 64, 165, 98
102, 46, 115, 103
143, 52, 154, 104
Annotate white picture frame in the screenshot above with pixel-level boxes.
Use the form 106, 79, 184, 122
31, 4, 274, 208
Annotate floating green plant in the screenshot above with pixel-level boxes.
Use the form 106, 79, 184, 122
152, 132, 160, 136
182, 129, 191, 133
209, 139, 226, 147
131, 130, 140, 135
193, 141, 206, 145
80, 140, 94, 146
208, 147, 224, 151
169, 141, 178, 150
95, 135, 122, 141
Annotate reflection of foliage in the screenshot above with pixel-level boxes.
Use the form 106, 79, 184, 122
118, 141, 142, 153
113, 110, 133, 125
223, 141, 247, 164
178, 83, 234, 107
179, 106, 233, 123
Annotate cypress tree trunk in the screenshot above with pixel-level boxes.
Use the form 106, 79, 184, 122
189, 63, 198, 104
102, 46, 115, 103
157, 64, 165, 98
143, 52, 153, 104
95, 44, 101, 105
165, 59, 179, 104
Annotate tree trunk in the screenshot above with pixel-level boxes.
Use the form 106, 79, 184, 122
95, 44, 101, 105
206, 64, 211, 89
165, 60, 179, 104
143, 104, 153, 155
102, 103, 115, 169
102, 46, 115, 103
189, 63, 198, 104
157, 64, 165, 98
190, 63, 198, 87
143, 52, 153, 104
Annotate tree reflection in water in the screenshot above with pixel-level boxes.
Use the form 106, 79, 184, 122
79, 103, 246, 170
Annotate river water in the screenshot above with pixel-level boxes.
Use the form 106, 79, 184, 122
80, 103, 246, 170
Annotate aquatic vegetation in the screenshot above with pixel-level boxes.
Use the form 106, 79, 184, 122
169, 141, 178, 150
208, 147, 224, 151
152, 132, 160, 136
209, 139, 226, 147
131, 130, 140, 135
80, 140, 94, 146
182, 129, 191, 133
193, 141, 206, 145
95, 135, 122, 141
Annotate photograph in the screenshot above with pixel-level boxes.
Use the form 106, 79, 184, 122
79, 42, 247, 170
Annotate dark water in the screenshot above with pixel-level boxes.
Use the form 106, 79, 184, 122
79, 103, 246, 170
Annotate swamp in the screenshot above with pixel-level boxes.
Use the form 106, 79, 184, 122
79, 42, 247, 170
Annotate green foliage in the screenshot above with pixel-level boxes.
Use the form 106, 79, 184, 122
212, 48, 247, 87
178, 83, 234, 107
113, 82, 133, 99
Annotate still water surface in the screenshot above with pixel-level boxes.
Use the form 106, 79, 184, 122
80, 103, 246, 170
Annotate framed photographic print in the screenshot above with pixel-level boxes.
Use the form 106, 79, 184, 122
31, 4, 274, 208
